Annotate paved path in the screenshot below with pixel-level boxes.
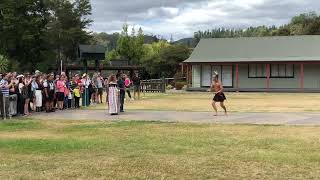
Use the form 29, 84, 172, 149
32, 110, 320, 126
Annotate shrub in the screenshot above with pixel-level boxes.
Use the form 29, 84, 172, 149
0, 55, 9, 73
166, 84, 173, 90
175, 81, 187, 90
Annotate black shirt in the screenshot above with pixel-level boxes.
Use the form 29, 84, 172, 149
132, 76, 141, 86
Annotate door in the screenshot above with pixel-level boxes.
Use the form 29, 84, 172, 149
201, 65, 211, 87
222, 65, 233, 87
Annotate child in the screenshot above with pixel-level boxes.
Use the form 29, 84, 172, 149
73, 86, 81, 109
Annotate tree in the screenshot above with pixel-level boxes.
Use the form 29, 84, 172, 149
140, 41, 190, 78
116, 24, 145, 65
0, 54, 9, 73
0, 0, 93, 72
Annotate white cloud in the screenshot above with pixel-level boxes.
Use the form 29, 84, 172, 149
89, 0, 320, 39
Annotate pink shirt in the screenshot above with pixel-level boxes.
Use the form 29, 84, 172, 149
56, 80, 65, 93
125, 78, 131, 87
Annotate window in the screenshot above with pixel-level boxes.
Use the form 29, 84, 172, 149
248, 64, 267, 78
270, 64, 294, 78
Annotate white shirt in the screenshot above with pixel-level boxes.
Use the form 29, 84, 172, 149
81, 78, 91, 88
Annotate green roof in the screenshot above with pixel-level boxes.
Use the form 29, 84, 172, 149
184, 35, 320, 63
78, 45, 106, 60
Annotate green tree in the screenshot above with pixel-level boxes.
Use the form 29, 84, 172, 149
0, 54, 9, 73
116, 24, 145, 65
0, 0, 92, 72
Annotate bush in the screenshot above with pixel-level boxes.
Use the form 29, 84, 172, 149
175, 81, 187, 90
166, 84, 173, 90
0, 55, 9, 73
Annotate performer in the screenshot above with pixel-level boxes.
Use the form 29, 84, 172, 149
107, 74, 120, 115
210, 72, 227, 116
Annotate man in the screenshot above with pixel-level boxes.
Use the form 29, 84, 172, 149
132, 72, 141, 100
81, 73, 91, 107
0, 74, 13, 119
210, 72, 227, 116
117, 73, 125, 112
95, 72, 104, 104
43, 74, 55, 112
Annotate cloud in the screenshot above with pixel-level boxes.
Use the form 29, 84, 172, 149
89, 0, 320, 39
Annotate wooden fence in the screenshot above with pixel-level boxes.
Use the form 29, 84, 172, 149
140, 78, 166, 93
140, 77, 186, 93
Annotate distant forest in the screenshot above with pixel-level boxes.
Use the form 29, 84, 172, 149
91, 32, 161, 51
193, 12, 320, 46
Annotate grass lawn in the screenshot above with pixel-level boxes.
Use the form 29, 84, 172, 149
0, 119, 319, 179
89, 92, 320, 112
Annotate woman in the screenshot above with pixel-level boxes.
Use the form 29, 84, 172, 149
56, 75, 66, 110
31, 76, 38, 111
34, 76, 43, 112
107, 74, 120, 115
23, 74, 32, 116
124, 74, 132, 100
17, 75, 25, 115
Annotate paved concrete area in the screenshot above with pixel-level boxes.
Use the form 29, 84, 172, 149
32, 110, 320, 126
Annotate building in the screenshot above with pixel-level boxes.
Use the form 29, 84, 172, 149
183, 35, 320, 92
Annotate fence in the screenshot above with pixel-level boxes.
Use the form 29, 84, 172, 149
140, 77, 187, 93
140, 78, 166, 93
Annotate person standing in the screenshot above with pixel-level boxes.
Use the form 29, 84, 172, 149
25, 74, 33, 115
210, 73, 227, 116
34, 76, 43, 112
124, 74, 132, 100
107, 75, 119, 115
117, 73, 125, 112
73, 85, 81, 109
56, 75, 66, 110
17, 75, 25, 115
96, 72, 104, 104
81, 74, 90, 107
0, 74, 12, 118
132, 72, 141, 100
43, 74, 55, 112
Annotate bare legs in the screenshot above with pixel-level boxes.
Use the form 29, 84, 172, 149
220, 102, 227, 115
24, 98, 30, 116
212, 101, 218, 116
212, 101, 227, 116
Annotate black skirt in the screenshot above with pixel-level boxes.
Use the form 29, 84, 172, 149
213, 93, 226, 102
56, 92, 65, 101
44, 90, 55, 101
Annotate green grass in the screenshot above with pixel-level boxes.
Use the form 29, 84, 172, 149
0, 120, 42, 131
0, 120, 320, 179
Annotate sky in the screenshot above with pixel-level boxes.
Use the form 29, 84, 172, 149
89, 0, 320, 40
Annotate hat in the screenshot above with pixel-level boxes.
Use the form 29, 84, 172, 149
82, 73, 87, 78
17, 75, 24, 78
35, 70, 40, 74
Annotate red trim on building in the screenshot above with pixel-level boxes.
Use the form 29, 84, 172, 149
186, 64, 189, 85
300, 63, 304, 90
181, 63, 184, 77
266, 64, 270, 90
236, 64, 239, 91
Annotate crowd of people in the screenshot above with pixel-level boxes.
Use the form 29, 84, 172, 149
0, 70, 141, 118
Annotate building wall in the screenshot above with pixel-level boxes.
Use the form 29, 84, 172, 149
192, 63, 320, 90
304, 64, 320, 88
237, 64, 300, 89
